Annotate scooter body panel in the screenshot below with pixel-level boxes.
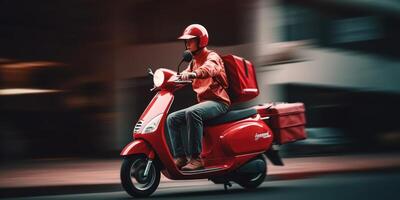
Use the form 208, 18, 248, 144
201, 115, 273, 168
132, 90, 180, 178
120, 139, 152, 157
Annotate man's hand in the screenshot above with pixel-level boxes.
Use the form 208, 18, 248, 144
180, 72, 197, 80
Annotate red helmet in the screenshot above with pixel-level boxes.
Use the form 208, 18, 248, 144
178, 24, 209, 48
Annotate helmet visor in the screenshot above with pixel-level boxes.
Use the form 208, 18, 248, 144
178, 34, 197, 40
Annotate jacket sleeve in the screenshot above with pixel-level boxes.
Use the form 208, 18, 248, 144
193, 53, 223, 79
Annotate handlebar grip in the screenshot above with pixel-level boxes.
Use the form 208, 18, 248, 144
173, 80, 192, 84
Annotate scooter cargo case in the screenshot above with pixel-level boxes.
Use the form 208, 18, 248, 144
254, 103, 306, 144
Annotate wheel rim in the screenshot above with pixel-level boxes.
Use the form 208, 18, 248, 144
250, 172, 264, 182
129, 158, 156, 191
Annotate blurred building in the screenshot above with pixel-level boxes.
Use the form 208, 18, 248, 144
255, 0, 400, 153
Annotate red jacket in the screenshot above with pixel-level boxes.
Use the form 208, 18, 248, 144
184, 48, 231, 106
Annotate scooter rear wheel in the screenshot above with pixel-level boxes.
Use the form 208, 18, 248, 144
235, 156, 267, 189
121, 155, 160, 197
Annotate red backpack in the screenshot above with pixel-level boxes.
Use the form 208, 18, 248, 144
221, 55, 259, 104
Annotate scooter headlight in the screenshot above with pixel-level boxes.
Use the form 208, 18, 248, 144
141, 114, 163, 134
153, 70, 165, 87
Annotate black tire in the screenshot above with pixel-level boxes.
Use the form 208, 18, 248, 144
120, 155, 160, 198
235, 156, 267, 189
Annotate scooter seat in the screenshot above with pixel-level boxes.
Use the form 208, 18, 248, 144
205, 108, 258, 126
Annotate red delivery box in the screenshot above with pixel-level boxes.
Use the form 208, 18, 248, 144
254, 103, 307, 144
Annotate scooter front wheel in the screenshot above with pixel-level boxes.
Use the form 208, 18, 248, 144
121, 155, 160, 197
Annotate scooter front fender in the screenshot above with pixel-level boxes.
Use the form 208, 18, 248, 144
120, 139, 153, 157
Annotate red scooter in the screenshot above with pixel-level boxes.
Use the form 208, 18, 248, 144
120, 54, 286, 198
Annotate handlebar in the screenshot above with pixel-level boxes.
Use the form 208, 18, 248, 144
172, 80, 192, 84
172, 74, 193, 84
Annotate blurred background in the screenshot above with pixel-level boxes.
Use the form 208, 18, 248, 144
1, 0, 400, 163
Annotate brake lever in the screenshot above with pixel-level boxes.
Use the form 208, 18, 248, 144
150, 86, 158, 92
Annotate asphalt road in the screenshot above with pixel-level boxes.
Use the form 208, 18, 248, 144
3, 171, 400, 200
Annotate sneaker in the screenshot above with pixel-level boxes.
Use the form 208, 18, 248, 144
174, 157, 188, 169
181, 158, 204, 171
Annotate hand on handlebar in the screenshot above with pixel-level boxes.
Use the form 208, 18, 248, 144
180, 71, 197, 80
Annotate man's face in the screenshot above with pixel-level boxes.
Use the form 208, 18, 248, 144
185, 38, 198, 52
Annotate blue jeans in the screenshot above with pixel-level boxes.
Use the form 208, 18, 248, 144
167, 100, 229, 158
